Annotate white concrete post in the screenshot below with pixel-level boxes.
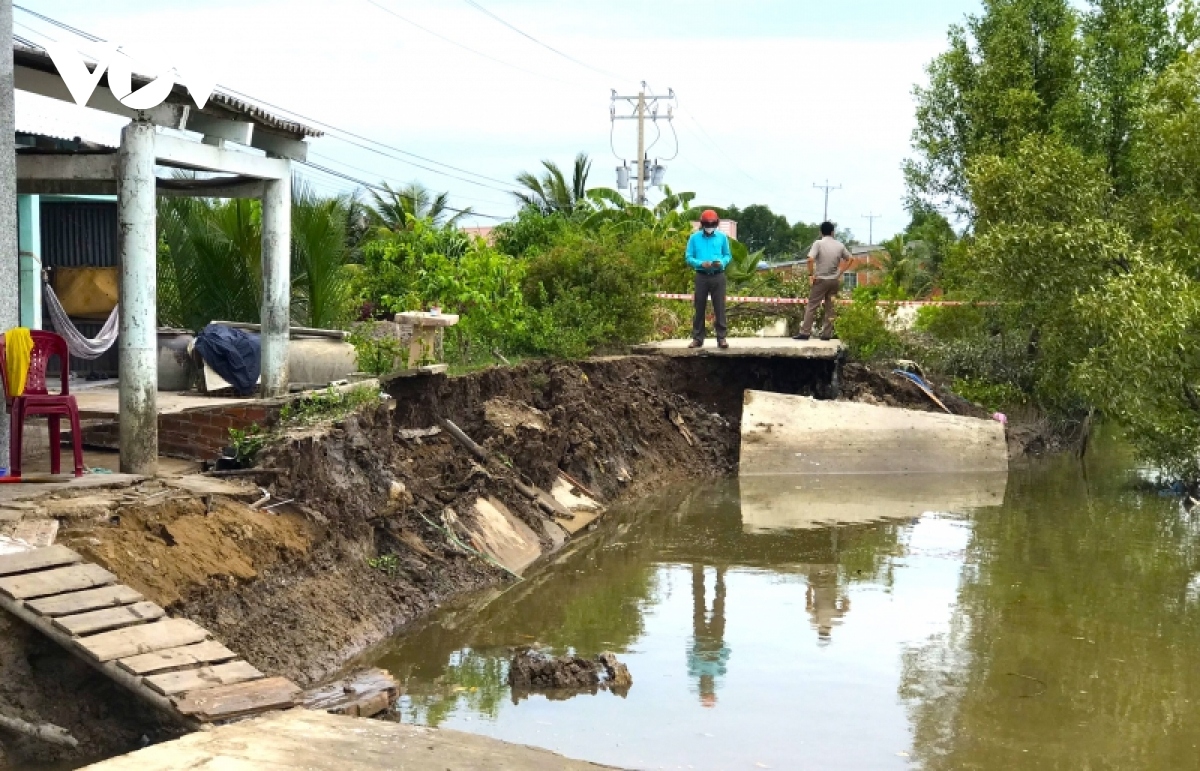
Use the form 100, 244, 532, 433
117, 121, 158, 475
0, 0, 18, 470
260, 175, 291, 397
17, 195, 41, 329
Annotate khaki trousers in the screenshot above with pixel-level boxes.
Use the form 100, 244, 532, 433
800, 278, 841, 337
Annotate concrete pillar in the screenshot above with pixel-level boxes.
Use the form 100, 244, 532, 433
117, 121, 157, 475
17, 195, 41, 329
260, 175, 291, 397
0, 1, 18, 469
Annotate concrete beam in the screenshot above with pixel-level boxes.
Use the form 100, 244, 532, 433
156, 177, 266, 199
117, 121, 158, 476
154, 133, 289, 180
17, 153, 118, 181
183, 113, 254, 146
19, 180, 117, 196
250, 130, 308, 162
15, 64, 187, 129
18, 175, 266, 199
259, 175, 291, 397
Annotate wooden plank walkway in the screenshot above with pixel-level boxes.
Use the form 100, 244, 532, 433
0, 545, 302, 727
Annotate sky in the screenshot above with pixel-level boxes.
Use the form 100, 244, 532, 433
13, 0, 986, 241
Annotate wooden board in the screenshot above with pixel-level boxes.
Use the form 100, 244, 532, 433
26, 584, 144, 617
173, 677, 301, 721
302, 668, 399, 717
53, 601, 164, 636
0, 563, 114, 600
144, 661, 264, 697
76, 619, 209, 662
0, 545, 80, 576
117, 641, 239, 676
9, 519, 59, 549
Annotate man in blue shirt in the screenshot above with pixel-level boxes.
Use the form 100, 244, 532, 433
685, 210, 732, 349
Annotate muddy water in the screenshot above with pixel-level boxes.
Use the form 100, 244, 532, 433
370, 438, 1200, 770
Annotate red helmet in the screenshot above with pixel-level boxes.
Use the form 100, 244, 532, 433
700, 209, 720, 226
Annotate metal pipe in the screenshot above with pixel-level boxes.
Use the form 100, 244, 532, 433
117, 121, 158, 475
260, 175, 291, 398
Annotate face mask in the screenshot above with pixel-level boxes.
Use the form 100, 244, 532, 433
702, 226, 717, 235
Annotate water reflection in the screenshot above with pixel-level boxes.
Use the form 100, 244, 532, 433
366, 440, 1200, 770
366, 466, 980, 769
687, 565, 729, 706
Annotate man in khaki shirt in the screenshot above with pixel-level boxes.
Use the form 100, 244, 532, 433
793, 221, 851, 340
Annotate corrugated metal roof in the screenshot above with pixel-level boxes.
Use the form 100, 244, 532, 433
16, 90, 121, 148
13, 42, 323, 139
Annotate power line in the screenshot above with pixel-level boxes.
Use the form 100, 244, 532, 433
361, 0, 575, 87
309, 150, 513, 207
13, 4, 102, 41
460, 0, 632, 84
299, 161, 509, 220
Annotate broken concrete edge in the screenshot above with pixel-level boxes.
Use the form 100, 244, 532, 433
78, 709, 626, 770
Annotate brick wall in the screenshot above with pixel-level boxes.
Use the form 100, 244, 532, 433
82, 402, 281, 461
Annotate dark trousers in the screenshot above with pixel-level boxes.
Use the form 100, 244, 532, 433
801, 278, 841, 337
692, 272, 727, 342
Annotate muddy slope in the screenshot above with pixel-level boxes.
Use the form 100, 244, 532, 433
0, 354, 948, 766
180, 356, 830, 686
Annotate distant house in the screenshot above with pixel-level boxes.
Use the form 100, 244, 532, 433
757, 244, 889, 291
690, 220, 738, 240
460, 226, 497, 244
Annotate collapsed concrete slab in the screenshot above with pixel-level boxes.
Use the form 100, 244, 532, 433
738, 473, 1007, 533
739, 391, 1008, 476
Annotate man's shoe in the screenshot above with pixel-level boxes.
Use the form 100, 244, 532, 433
792, 333, 811, 341
718, 339, 730, 349
688, 340, 703, 349
820, 334, 838, 341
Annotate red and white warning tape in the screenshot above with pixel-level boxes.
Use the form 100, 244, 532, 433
652, 293, 979, 307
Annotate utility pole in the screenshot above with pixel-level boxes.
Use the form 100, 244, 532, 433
862, 212, 882, 245
611, 84, 676, 205
636, 90, 645, 205
813, 179, 842, 222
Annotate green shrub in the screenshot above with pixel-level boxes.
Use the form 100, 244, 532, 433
913, 303, 987, 341
835, 292, 902, 361
347, 322, 406, 376
279, 385, 381, 425
952, 377, 1028, 411
228, 424, 265, 465
522, 233, 653, 354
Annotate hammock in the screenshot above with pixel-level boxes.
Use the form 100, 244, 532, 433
42, 284, 119, 360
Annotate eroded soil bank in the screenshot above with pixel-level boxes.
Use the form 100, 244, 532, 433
0, 354, 1009, 767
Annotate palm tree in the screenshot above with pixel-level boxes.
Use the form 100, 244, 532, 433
865, 239, 936, 298
369, 182, 472, 231
157, 177, 355, 331
514, 152, 592, 215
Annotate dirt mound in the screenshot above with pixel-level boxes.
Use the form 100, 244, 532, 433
64, 496, 314, 608
840, 362, 990, 418
508, 649, 632, 698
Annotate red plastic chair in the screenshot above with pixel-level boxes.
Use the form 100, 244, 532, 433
0, 330, 84, 478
